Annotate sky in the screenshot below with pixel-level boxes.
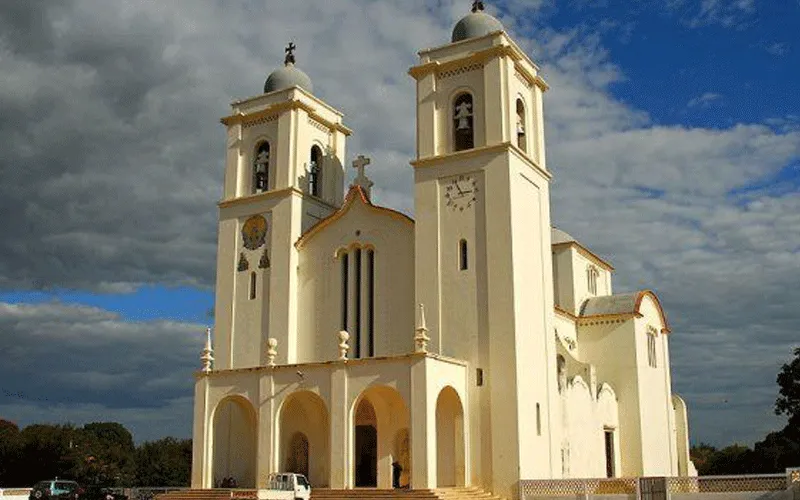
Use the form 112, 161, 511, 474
0, 0, 798, 448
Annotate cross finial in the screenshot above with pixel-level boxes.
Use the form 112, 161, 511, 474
351, 154, 374, 198
284, 42, 297, 65
472, 1, 485, 12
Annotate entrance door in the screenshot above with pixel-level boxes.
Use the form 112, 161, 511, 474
355, 425, 377, 487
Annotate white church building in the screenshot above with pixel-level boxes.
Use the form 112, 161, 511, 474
190, 3, 695, 497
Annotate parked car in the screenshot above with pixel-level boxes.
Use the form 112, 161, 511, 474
263, 473, 311, 500
29, 480, 83, 500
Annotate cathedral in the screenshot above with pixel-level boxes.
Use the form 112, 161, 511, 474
190, 3, 695, 497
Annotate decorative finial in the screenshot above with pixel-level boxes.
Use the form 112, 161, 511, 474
201, 327, 214, 372
351, 155, 374, 199
471, 1, 485, 13
338, 330, 350, 360
414, 304, 430, 353
284, 42, 296, 65
267, 338, 278, 366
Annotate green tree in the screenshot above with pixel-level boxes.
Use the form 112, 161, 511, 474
0, 419, 21, 485
775, 347, 800, 421
134, 437, 192, 486
689, 443, 718, 475
81, 423, 136, 486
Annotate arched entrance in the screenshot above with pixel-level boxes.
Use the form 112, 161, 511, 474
212, 396, 257, 488
354, 399, 377, 487
436, 386, 465, 487
279, 391, 330, 487
352, 386, 410, 489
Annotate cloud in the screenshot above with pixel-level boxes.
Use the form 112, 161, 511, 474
687, 92, 723, 109
0, 301, 205, 441
667, 0, 758, 28
0, 0, 798, 448
761, 42, 788, 56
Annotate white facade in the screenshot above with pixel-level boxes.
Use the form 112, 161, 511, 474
191, 10, 695, 499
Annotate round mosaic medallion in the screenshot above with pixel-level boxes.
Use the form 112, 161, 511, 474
241, 215, 268, 250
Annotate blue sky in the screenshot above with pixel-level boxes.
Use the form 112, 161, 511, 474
0, 0, 798, 449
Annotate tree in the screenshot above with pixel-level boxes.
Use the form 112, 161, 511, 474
775, 347, 800, 421
134, 437, 192, 486
0, 419, 21, 485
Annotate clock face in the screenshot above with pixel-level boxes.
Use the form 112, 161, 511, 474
242, 215, 268, 250
443, 174, 479, 211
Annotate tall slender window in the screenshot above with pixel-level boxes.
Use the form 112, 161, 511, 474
249, 272, 257, 300
604, 430, 616, 477
516, 98, 527, 152
254, 142, 270, 193
453, 93, 474, 151
354, 248, 362, 358
341, 253, 349, 331
367, 249, 375, 357
587, 266, 599, 295
459, 239, 468, 271
647, 327, 658, 368
309, 146, 322, 197
536, 403, 542, 436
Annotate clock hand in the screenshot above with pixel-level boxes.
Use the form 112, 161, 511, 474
456, 184, 465, 196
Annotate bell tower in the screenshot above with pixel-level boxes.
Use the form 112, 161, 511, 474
213, 43, 351, 370
410, 2, 561, 493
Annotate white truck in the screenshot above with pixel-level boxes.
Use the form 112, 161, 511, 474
257, 473, 311, 500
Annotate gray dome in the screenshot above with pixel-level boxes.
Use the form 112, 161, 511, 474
264, 63, 313, 94
451, 11, 504, 42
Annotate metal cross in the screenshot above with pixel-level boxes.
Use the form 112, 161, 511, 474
352, 155, 371, 178
284, 42, 296, 64
472, 1, 485, 12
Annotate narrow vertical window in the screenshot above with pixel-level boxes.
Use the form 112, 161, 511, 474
367, 249, 375, 357
249, 272, 257, 300
459, 239, 468, 271
516, 98, 527, 152
453, 93, 474, 151
587, 266, 598, 295
254, 142, 270, 193
647, 328, 658, 368
309, 146, 322, 197
604, 430, 616, 477
476, 368, 484, 387
341, 253, 349, 331
354, 248, 362, 358
536, 403, 542, 436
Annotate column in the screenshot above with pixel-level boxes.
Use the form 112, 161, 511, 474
329, 363, 350, 488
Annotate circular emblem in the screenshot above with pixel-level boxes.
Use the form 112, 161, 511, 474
242, 215, 268, 250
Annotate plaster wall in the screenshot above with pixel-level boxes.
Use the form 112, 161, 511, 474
635, 296, 677, 475
579, 321, 643, 476
297, 198, 414, 362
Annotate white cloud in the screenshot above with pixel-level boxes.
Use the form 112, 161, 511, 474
687, 92, 723, 108
0, 0, 798, 448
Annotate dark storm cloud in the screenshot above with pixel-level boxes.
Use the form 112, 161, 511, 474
0, 0, 221, 291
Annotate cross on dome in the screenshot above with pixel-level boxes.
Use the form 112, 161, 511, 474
284, 42, 296, 65
351, 154, 374, 198
472, 0, 485, 12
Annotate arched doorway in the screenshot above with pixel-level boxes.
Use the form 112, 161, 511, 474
212, 396, 257, 488
436, 386, 465, 487
353, 386, 410, 489
279, 391, 330, 487
354, 399, 377, 487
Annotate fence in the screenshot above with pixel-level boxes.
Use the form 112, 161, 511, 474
520, 470, 800, 500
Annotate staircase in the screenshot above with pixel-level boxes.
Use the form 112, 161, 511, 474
312, 486, 504, 500
155, 490, 238, 500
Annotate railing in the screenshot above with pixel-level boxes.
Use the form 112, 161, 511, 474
666, 474, 787, 493
519, 477, 639, 497
520, 472, 799, 499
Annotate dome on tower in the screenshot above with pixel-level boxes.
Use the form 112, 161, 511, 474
264, 43, 314, 94
452, 1, 504, 42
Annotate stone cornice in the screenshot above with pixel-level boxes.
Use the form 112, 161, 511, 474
410, 35, 548, 92
411, 142, 552, 180
194, 351, 467, 378
217, 187, 339, 212
221, 99, 352, 136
